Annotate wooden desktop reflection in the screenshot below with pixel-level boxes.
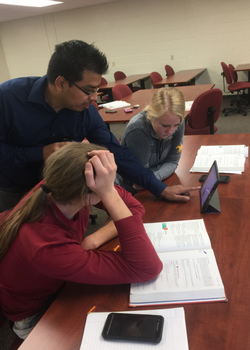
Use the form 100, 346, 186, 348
19, 134, 250, 350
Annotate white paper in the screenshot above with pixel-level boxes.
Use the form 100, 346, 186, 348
185, 101, 193, 111
144, 219, 211, 253
197, 145, 247, 157
79, 308, 189, 350
130, 249, 226, 305
190, 145, 248, 173
189, 154, 245, 173
101, 101, 131, 109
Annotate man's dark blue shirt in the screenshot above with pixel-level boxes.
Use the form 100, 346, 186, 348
0, 76, 166, 196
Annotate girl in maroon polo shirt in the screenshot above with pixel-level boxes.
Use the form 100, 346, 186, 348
0, 142, 162, 339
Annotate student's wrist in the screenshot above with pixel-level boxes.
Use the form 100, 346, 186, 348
98, 187, 118, 204
101, 189, 132, 222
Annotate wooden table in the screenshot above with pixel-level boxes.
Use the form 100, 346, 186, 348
99, 73, 150, 100
235, 64, 250, 81
153, 68, 207, 87
99, 84, 215, 127
18, 133, 250, 350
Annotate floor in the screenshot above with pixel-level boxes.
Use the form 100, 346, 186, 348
1, 96, 250, 350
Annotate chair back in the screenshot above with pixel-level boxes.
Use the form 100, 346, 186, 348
185, 89, 223, 135
165, 65, 175, 76
112, 84, 132, 100
228, 64, 238, 83
114, 71, 126, 81
100, 77, 108, 85
150, 72, 162, 88
221, 62, 233, 84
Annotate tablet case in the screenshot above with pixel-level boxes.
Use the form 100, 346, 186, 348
203, 188, 221, 213
200, 160, 221, 214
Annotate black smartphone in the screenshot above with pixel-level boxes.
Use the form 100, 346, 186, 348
199, 174, 230, 183
102, 313, 164, 344
105, 110, 117, 113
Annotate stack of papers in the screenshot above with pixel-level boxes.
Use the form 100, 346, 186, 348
190, 145, 249, 174
100, 101, 131, 109
79, 308, 189, 350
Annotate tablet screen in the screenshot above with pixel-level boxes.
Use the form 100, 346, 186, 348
200, 161, 220, 213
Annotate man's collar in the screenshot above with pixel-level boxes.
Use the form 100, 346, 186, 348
27, 75, 47, 106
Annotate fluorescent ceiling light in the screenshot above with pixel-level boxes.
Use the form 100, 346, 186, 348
0, 0, 62, 7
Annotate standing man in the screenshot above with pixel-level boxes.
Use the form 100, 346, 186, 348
0, 40, 198, 212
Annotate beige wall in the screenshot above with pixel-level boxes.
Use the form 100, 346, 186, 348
0, 0, 250, 94
0, 39, 10, 82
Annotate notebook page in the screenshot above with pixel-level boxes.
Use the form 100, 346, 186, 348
79, 308, 188, 350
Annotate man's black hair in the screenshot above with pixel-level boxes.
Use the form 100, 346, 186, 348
47, 40, 109, 83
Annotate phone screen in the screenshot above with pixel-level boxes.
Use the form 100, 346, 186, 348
102, 313, 164, 343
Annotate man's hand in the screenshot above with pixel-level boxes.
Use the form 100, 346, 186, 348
161, 185, 200, 202
43, 142, 70, 161
132, 183, 144, 191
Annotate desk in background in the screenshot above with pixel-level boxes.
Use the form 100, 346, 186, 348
99, 73, 150, 100
99, 84, 215, 127
234, 64, 250, 100
18, 133, 250, 350
153, 68, 207, 87
235, 64, 250, 81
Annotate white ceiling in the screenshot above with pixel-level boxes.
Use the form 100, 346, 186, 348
0, 0, 117, 23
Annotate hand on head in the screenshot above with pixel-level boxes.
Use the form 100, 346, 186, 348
85, 150, 117, 200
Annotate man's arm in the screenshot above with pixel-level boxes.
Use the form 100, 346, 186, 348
43, 142, 71, 161
160, 185, 200, 202
85, 107, 199, 200
85, 107, 166, 197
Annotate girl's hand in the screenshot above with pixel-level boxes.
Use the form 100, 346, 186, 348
85, 150, 117, 200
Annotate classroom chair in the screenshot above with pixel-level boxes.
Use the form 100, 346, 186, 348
114, 71, 126, 80
228, 64, 249, 107
184, 88, 223, 135
165, 65, 175, 76
112, 84, 132, 100
99, 77, 110, 102
101, 77, 108, 85
164, 65, 180, 86
114, 71, 141, 92
150, 72, 163, 88
221, 62, 250, 116
165, 64, 191, 86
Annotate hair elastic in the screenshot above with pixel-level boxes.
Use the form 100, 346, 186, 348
42, 184, 51, 194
